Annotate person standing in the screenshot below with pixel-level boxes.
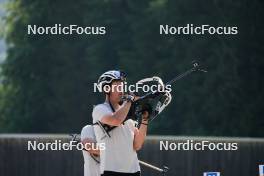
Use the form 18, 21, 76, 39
93, 70, 149, 176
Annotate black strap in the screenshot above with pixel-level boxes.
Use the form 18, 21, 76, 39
93, 101, 117, 138
70, 135, 100, 164
108, 101, 115, 112
89, 153, 100, 164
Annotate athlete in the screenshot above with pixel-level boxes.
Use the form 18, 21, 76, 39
81, 125, 100, 176
93, 70, 149, 176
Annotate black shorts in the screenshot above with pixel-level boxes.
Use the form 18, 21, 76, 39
101, 171, 141, 176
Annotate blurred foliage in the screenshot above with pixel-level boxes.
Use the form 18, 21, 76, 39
0, 0, 263, 136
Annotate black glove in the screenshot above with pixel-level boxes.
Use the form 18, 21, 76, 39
121, 94, 135, 102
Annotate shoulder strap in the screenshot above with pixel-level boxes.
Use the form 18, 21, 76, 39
93, 102, 117, 139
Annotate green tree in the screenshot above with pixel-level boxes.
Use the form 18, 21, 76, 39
0, 0, 263, 136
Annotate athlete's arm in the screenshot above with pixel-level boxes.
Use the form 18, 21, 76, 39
100, 101, 132, 126
133, 111, 149, 151
81, 138, 100, 156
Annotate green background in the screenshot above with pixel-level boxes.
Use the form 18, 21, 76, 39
0, 0, 263, 136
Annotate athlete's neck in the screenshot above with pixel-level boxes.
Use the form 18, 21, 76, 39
105, 96, 120, 110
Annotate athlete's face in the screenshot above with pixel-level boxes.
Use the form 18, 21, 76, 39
109, 80, 124, 103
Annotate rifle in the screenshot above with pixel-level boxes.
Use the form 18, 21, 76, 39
127, 60, 207, 127
98, 61, 207, 138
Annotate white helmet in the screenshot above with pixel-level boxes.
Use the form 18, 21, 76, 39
97, 70, 126, 92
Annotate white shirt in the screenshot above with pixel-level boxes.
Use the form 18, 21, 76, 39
81, 125, 100, 176
92, 102, 140, 174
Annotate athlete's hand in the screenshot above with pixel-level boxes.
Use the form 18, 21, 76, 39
128, 92, 140, 101
122, 93, 140, 102
133, 95, 140, 101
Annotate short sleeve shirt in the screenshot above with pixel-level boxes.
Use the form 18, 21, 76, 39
92, 103, 140, 174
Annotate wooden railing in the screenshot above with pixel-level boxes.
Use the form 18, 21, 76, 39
0, 134, 263, 176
